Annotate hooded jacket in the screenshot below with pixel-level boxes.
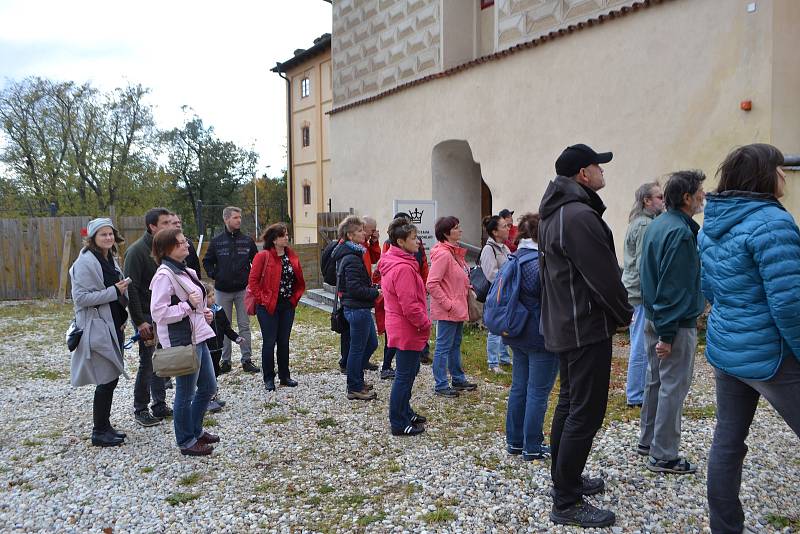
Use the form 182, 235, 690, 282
378, 246, 432, 351
426, 241, 470, 322
538, 176, 633, 352
332, 241, 379, 309
202, 228, 258, 292
621, 211, 657, 305
699, 192, 800, 380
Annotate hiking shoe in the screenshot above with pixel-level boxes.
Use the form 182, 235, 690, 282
380, 368, 395, 380
646, 456, 697, 475
434, 387, 460, 398
364, 362, 379, 371
207, 400, 223, 413
180, 442, 213, 456
152, 406, 173, 419
219, 360, 232, 374
135, 411, 161, 427
410, 413, 427, 425
550, 499, 615, 528
347, 389, 377, 401
280, 378, 298, 387
636, 443, 650, 457
264, 378, 276, 392
242, 361, 261, 373
549, 476, 605, 498
391, 424, 425, 436
452, 381, 477, 391
523, 446, 552, 461
197, 431, 220, 445
507, 445, 523, 456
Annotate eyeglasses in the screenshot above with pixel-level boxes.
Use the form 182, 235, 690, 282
651, 195, 664, 199
176, 239, 188, 246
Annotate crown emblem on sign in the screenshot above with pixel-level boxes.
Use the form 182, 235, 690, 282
408, 208, 424, 224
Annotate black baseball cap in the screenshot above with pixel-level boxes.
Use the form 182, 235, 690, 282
498, 209, 514, 219
555, 144, 613, 177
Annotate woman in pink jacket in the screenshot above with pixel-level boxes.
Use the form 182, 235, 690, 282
379, 218, 432, 436
426, 216, 478, 397
150, 228, 219, 457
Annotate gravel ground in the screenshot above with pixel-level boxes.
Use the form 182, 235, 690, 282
0, 301, 798, 533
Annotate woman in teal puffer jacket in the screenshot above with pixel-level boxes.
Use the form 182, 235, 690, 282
698, 143, 800, 534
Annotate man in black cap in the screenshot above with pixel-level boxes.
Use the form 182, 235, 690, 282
498, 209, 517, 252
538, 144, 633, 528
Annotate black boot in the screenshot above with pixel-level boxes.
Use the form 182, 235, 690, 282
264, 378, 276, 392
91, 429, 124, 447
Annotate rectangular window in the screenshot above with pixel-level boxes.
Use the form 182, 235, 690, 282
302, 185, 311, 205
301, 126, 310, 147
301, 77, 310, 98
480, 0, 494, 8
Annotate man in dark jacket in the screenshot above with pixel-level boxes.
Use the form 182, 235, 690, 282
638, 170, 706, 475
538, 144, 633, 528
171, 213, 201, 277
124, 207, 173, 426
202, 206, 259, 373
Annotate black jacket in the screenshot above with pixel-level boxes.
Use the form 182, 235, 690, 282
538, 176, 633, 353
206, 306, 239, 354
332, 242, 378, 309
123, 231, 158, 326
202, 229, 258, 292
186, 239, 202, 279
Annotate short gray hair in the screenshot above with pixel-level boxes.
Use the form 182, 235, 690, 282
338, 216, 364, 241
223, 206, 242, 220
628, 181, 660, 222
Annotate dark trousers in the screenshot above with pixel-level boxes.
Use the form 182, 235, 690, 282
382, 334, 397, 371
550, 338, 612, 510
133, 338, 167, 414
256, 302, 295, 382
93, 378, 119, 433
389, 349, 421, 429
707, 356, 800, 533
210, 349, 222, 377
343, 307, 378, 392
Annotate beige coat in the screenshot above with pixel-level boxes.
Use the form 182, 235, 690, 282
69, 249, 129, 387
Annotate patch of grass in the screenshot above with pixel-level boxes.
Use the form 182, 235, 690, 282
35, 456, 44, 463
338, 493, 369, 506
0, 466, 11, 474
140, 466, 154, 473
357, 513, 386, 526
178, 472, 203, 486
472, 453, 500, 470
294, 305, 331, 329
316, 417, 338, 428
421, 506, 456, 524
387, 460, 401, 473
318, 484, 335, 494
263, 415, 290, 425
294, 407, 310, 415
22, 439, 42, 447
685, 404, 716, 419
766, 514, 800, 529
255, 481, 277, 494
165, 492, 200, 506
305, 496, 322, 505
29, 368, 64, 380
203, 417, 218, 427
264, 401, 279, 409
36, 429, 63, 439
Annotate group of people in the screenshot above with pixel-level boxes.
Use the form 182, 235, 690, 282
69, 206, 305, 456
67, 141, 799, 533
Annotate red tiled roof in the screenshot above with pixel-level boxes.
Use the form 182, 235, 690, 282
330, 0, 668, 115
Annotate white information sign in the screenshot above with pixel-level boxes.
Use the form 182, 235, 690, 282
393, 199, 438, 254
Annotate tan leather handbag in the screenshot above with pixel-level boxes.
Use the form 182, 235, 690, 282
152, 267, 199, 377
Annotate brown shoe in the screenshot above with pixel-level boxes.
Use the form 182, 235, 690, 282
180, 442, 213, 456
197, 431, 220, 445
347, 389, 377, 401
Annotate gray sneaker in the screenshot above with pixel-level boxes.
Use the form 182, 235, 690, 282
134, 411, 161, 427
646, 456, 696, 475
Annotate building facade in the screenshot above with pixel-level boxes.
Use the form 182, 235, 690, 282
328, 0, 800, 254
273, 34, 333, 244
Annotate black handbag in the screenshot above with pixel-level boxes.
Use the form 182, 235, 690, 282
330, 260, 348, 334
470, 245, 500, 303
66, 317, 83, 352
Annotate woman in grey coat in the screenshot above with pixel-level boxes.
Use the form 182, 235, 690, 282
69, 218, 130, 447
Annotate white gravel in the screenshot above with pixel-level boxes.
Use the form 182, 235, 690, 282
0, 301, 798, 533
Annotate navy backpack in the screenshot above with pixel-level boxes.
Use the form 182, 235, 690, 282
483, 253, 537, 338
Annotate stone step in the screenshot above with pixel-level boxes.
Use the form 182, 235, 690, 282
299, 296, 333, 314
305, 288, 336, 307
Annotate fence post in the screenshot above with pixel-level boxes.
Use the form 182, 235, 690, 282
57, 231, 73, 303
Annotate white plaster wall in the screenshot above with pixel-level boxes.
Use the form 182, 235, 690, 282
330, 0, 793, 257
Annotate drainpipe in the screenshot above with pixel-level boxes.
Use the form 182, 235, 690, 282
278, 70, 294, 238
785, 154, 800, 171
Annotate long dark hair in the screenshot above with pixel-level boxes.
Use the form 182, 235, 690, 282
716, 144, 785, 195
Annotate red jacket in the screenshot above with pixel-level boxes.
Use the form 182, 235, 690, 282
374, 239, 429, 283
505, 225, 519, 253
379, 246, 431, 350
248, 247, 306, 314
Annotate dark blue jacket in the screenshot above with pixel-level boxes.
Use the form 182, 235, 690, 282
202, 229, 258, 292
502, 246, 549, 352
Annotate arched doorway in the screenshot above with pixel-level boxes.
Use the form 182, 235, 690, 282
431, 140, 492, 248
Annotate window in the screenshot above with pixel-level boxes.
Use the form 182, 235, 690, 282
480, 0, 494, 8
301, 77, 310, 98
303, 185, 311, 205
301, 126, 310, 147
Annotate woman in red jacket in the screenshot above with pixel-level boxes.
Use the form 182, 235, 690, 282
249, 223, 306, 392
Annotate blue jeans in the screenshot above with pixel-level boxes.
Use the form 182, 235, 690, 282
506, 347, 559, 455
487, 332, 511, 367
343, 307, 378, 393
707, 355, 800, 533
432, 320, 467, 391
256, 302, 295, 381
625, 304, 647, 404
389, 349, 421, 429
173, 342, 217, 449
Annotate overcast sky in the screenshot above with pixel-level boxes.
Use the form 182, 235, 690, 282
0, 0, 332, 178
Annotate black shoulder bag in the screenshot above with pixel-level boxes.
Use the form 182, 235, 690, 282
330, 259, 348, 334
